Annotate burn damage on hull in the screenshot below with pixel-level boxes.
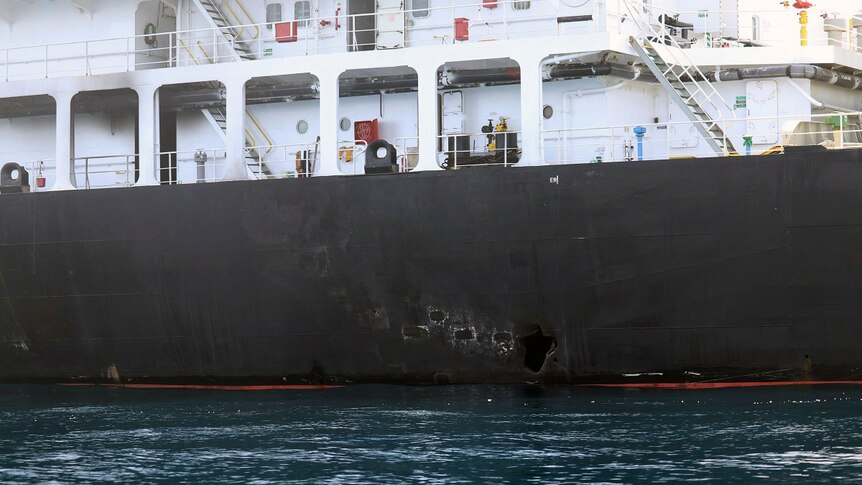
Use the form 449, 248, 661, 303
2, 149, 862, 385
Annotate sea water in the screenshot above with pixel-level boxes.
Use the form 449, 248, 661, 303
0, 384, 861, 483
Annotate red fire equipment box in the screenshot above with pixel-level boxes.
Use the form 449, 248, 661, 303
483, 0, 497, 8
354, 119, 379, 143
275, 21, 298, 42
454, 18, 469, 41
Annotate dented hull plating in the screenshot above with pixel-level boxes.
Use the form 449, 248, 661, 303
1, 148, 862, 385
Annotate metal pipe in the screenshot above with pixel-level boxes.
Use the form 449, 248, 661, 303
785, 79, 856, 113
707, 64, 862, 91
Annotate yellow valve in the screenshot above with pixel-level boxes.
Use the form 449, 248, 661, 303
494, 116, 509, 132
338, 146, 353, 162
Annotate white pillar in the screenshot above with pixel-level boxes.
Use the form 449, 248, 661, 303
221, 79, 250, 181
52, 91, 76, 191
516, 54, 545, 166
315, 72, 341, 176
136, 85, 159, 186
414, 64, 443, 172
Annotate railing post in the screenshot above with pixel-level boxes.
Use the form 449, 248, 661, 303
666, 124, 671, 160
557, 131, 565, 164
839, 113, 845, 149
44, 44, 48, 78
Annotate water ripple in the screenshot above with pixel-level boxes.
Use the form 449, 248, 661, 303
1, 385, 862, 483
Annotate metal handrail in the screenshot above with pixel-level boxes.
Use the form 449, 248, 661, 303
624, 0, 736, 119
3, 0, 860, 82
245, 142, 318, 178
0, 0, 563, 81
246, 110, 273, 155
541, 110, 862, 164
220, 0, 260, 41
337, 139, 369, 175
72, 153, 138, 189
436, 130, 522, 169
392, 136, 419, 172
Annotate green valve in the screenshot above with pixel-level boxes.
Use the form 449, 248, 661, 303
825, 115, 847, 130
743, 136, 753, 156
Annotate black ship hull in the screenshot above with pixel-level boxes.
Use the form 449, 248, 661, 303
1, 148, 861, 385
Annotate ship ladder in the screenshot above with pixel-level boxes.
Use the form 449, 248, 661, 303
191, 0, 260, 61
624, 1, 737, 156
203, 107, 276, 179
179, 10, 276, 178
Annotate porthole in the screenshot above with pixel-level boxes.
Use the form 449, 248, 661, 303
339, 117, 352, 132
542, 105, 553, 119
296, 119, 309, 134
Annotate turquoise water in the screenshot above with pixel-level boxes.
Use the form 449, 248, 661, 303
1, 385, 861, 483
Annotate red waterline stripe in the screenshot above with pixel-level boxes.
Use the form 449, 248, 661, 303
579, 380, 862, 390
57, 383, 344, 391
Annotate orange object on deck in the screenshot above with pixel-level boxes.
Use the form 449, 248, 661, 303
275, 21, 298, 42
455, 18, 469, 41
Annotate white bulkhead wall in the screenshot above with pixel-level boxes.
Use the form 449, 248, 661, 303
0, 1, 139, 49
0, 116, 56, 166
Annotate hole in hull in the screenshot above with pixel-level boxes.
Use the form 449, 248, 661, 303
493, 332, 512, 343
519, 329, 556, 373
429, 310, 446, 322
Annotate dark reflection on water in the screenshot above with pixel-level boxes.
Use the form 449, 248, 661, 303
0, 384, 861, 483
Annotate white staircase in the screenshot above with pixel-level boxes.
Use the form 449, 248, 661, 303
203, 106, 273, 178
624, 1, 737, 155
188, 0, 275, 177
191, 0, 259, 61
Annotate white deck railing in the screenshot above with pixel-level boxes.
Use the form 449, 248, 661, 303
13, 110, 862, 192
542, 111, 862, 165
0, 0, 566, 83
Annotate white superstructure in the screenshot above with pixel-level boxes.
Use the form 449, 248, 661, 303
0, 0, 861, 190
